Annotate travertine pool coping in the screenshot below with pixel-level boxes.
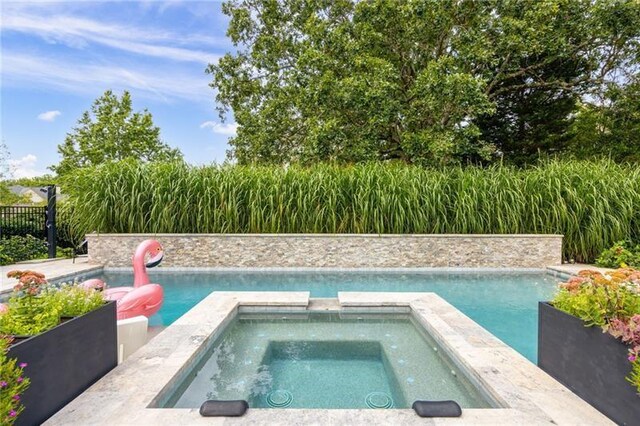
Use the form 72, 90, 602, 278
47, 291, 612, 425
1, 263, 607, 296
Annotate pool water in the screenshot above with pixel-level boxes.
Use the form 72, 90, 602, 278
91, 270, 557, 361
165, 313, 492, 409
259, 341, 403, 408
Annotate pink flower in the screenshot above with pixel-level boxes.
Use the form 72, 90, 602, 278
16, 377, 23, 383
0, 381, 7, 388
12, 395, 20, 401
629, 354, 637, 362
18, 362, 27, 368
8, 410, 16, 417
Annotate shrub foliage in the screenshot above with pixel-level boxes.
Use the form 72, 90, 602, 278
63, 159, 640, 263
0, 236, 74, 266
597, 241, 640, 269
0, 236, 47, 266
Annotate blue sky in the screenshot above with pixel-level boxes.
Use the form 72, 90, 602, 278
1, 0, 237, 178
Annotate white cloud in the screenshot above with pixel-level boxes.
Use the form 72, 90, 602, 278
200, 121, 238, 136
1, 10, 224, 64
37, 110, 61, 122
0, 5, 226, 105
2, 51, 212, 104
8, 154, 47, 179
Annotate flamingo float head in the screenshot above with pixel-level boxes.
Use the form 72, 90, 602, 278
142, 240, 164, 268
132, 239, 164, 287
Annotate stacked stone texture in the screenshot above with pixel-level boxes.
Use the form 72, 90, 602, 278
86, 234, 562, 268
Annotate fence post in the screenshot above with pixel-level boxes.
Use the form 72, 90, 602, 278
46, 185, 57, 259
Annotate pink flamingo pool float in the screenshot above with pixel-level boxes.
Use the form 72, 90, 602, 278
83, 239, 164, 320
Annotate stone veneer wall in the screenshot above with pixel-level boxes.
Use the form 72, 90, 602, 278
86, 233, 562, 268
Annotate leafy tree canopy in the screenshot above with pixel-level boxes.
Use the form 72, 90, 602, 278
567, 75, 640, 163
4, 175, 57, 187
51, 90, 182, 175
209, 0, 640, 165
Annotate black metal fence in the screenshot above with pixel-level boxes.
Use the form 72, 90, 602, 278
0, 185, 59, 261
0, 206, 47, 240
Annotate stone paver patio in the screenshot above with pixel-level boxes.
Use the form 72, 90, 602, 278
0, 256, 102, 293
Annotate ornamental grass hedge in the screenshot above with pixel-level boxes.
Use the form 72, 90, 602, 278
63, 159, 640, 263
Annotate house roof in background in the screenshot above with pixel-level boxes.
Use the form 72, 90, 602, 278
7, 185, 65, 202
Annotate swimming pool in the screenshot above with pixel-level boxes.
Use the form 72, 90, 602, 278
87, 270, 557, 362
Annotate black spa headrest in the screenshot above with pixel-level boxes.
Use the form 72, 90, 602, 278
199, 400, 249, 417
412, 400, 462, 417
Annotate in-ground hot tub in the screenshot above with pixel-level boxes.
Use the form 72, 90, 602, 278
47, 292, 612, 425
163, 312, 492, 409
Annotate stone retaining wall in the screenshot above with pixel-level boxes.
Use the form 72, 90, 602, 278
86, 234, 562, 268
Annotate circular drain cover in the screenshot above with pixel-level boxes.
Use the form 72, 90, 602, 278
267, 390, 293, 407
365, 392, 393, 409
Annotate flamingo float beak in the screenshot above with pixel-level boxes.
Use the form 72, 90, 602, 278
146, 251, 164, 268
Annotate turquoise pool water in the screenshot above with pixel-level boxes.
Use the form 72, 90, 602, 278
165, 313, 492, 409
89, 270, 557, 361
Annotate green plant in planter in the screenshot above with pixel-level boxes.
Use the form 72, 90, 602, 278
553, 282, 640, 327
0, 298, 61, 336
50, 284, 105, 318
630, 356, 640, 393
553, 268, 640, 393
0, 271, 107, 337
0, 271, 61, 336
607, 315, 640, 393
553, 269, 640, 325
0, 337, 30, 424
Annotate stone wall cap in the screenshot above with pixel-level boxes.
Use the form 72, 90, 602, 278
86, 233, 563, 238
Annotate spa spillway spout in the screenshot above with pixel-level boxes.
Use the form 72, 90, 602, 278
412, 400, 462, 418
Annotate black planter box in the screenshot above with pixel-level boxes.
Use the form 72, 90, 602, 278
538, 302, 640, 425
7, 301, 118, 426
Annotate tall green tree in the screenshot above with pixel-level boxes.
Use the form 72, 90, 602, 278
567, 76, 640, 162
208, 0, 640, 165
51, 90, 182, 175
476, 0, 640, 163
